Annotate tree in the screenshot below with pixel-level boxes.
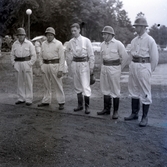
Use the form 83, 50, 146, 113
149, 24, 160, 44
0, 0, 135, 44
149, 24, 167, 47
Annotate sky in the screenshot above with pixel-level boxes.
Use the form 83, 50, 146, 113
122, 0, 167, 27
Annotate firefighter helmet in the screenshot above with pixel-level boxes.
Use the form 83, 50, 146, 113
133, 17, 148, 27
45, 27, 55, 35
17, 28, 26, 35
102, 26, 115, 35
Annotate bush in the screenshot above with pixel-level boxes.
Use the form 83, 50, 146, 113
158, 51, 167, 64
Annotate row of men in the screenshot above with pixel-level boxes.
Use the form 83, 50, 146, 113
10, 16, 159, 127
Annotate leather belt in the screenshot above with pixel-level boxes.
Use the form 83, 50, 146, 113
43, 59, 59, 64
103, 59, 121, 66
14, 56, 31, 62
73, 56, 89, 62
132, 56, 150, 63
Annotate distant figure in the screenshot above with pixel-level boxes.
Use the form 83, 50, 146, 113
97, 26, 129, 119
11, 28, 36, 106
2, 35, 13, 52
38, 27, 65, 110
65, 23, 95, 114
32, 36, 46, 76
124, 16, 159, 127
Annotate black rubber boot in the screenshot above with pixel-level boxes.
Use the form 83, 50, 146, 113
59, 103, 64, 110
124, 98, 140, 121
74, 93, 83, 112
97, 95, 111, 115
139, 104, 149, 127
112, 98, 119, 119
84, 96, 90, 114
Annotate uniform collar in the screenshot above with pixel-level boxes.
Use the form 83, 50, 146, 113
73, 34, 82, 41
15, 38, 29, 44
138, 32, 147, 39
46, 38, 56, 44
105, 37, 115, 45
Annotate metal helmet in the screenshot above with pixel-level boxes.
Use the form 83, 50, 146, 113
90, 74, 96, 85
133, 17, 148, 27
17, 28, 26, 35
45, 27, 55, 35
102, 26, 115, 35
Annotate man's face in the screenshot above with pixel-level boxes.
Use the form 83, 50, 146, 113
46, 33, 54, 42
17, 35, 26, 43
102, 33, 112, 42
134, 25, 145, 35
71, 27, 80, 38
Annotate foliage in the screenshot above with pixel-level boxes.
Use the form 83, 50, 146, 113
149, 24, 167, 47
1, 0, 135, 44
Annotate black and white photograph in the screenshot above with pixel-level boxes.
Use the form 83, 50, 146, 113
0, 0, 167, 166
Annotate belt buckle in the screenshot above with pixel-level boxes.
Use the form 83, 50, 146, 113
142, 58, 145, 63
48, 60, 52, 63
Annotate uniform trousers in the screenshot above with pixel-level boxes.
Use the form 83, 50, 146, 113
41, 64, 65, 104
100, 65, 121, 97
71, 61, 91, 97
14, 61, 33, 103
128, 62, 152, 104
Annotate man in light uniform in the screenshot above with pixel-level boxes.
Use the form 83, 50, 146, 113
97, 26, 129, 119
38, 27, 65, 110
124, 16, 159, 127
66, 23, 95, 114
11, 28, 36, 105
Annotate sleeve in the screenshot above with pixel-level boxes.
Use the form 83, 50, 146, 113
28, 42, 37, 66
118, 42, 130, 70
149, 39, 159, 72
87, 39, 95, 69
58, 42, 65, 72
65, 41, 73, 67
100, 43, 104, 66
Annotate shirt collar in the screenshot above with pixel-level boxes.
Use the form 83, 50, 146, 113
15, 38, 29, 44
46, 38, 56, 44
74, 34, 82, 41
138, 32, 147, 39
105, 37, 115, 45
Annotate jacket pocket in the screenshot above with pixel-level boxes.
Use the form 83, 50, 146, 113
140, 47, 149, 56
24, 47, 30, 55
24, 61, 31, 72
110, 49, 118, 54
81, 62, 89, 73
14, 62, 19, 71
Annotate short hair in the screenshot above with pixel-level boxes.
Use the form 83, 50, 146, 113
71, 23, 80, 29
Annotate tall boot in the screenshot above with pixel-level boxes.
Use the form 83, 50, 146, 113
124, 98, 140, 121
97, 95, 111, 115
84, 96, 90, 114
112, 98, 119, 119
74, 93, 83, 112
139, 104, 149, 127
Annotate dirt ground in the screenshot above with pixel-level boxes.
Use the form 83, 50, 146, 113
0, 52, 167, 167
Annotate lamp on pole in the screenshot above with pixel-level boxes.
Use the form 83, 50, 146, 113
26, 9, 32, 40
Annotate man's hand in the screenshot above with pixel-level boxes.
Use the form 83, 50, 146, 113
57, 71, 63, 78
90, 68, 94, 75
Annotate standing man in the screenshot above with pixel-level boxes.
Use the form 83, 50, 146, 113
38, 27, 65, 110
66, 23, 95, 114
11, 28, 36, 106
97, 26, 129, 119
124, 16, 159, 127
